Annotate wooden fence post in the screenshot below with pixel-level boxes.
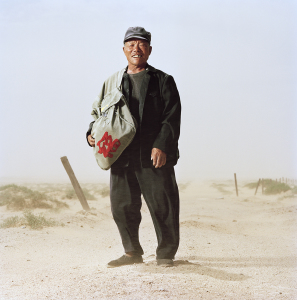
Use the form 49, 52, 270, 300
60, 156, 90, 211
234, 173, 238, 196
255, 179, 261, 195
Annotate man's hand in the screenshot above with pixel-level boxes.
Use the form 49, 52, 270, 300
88, 135, 95, 147
151, 148, 166, 168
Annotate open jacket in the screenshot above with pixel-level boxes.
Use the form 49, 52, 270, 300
87, 64, 181, 169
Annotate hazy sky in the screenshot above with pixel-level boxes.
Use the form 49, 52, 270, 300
0, 0, 296, 183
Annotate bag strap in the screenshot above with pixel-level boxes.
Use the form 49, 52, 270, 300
116, 68, 130, 108
116, 68, 126, 89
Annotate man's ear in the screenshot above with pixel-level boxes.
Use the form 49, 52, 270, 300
149, 46, 152, 55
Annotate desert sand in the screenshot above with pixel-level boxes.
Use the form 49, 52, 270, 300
0, 179, 296, 299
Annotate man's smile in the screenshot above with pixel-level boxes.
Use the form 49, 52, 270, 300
132, 55, 142, 58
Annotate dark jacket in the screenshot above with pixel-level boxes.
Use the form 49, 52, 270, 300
87, 64, 181, 169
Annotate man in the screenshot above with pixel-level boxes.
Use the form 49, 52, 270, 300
87, 27, 181, 267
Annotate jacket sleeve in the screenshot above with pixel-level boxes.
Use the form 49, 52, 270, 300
86, 82, 106, 147
152, 75, 181, 153
86, 121, 95, 147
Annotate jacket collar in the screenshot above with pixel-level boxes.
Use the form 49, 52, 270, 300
124, 63, 156, 74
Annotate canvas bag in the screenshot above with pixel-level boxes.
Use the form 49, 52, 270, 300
91, 69, 137, 170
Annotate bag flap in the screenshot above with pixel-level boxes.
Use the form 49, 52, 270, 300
99, 68, 126, 113
100, 88, 123, 113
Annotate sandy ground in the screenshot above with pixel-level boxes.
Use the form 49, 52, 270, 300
0, 180, 296, 300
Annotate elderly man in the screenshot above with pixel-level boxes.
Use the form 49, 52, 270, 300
87, 27, 181, 267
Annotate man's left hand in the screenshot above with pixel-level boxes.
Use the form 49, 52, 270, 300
151, 148, 167, 168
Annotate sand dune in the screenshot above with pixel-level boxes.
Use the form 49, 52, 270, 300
0, 180, 296, 299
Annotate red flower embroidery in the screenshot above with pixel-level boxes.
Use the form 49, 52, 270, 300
97, 132, 121, 158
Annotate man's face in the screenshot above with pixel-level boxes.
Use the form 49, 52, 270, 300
123, 39, 152, 68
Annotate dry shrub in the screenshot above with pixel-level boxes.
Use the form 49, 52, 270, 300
0, 216, 21, 228
0, 184, 69, 210
0, 211, 64, 229
211, 183, 232, 195
64, 189, 77, 199
93, 184, 110, 198
244, 182, 258, 189
264, 182, 291, 195
245, 180, 291, 195
64, 188, 96, 200
66, 184, 110, 199
23, 211, 63, 229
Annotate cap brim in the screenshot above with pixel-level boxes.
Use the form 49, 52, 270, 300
124, 35, 149, 43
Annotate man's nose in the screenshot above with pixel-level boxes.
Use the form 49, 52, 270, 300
133, 43, 141, 51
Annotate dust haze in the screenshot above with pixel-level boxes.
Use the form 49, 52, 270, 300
0, 0, 296, 184
0, 1, 297, 299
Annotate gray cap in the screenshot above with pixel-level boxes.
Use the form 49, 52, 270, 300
123, 27, 151, 44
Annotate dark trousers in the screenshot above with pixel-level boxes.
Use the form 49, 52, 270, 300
110, 160, 180, 259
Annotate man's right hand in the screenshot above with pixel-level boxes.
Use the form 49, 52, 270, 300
88, 135, 95, 147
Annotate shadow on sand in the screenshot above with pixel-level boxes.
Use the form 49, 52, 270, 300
136, 259, 249, 281
176, 256, 297, 268
136, 255, 296, 281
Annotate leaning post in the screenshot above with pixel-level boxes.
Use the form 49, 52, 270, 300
254, 178, 261, 195
60, 156, 90, 211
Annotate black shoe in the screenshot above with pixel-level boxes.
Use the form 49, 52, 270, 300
107, 255, 143, 267
157, 259, 174, 267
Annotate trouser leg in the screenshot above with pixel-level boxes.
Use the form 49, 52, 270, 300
135, 166, 180, 259
110, 165, 144, 256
